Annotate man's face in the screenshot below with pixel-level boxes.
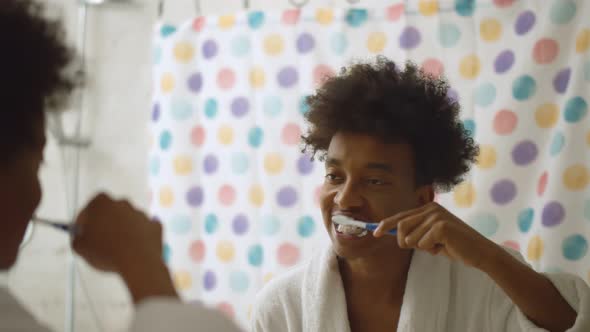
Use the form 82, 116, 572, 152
320, 132, 431, 260
0, 116, 45, 269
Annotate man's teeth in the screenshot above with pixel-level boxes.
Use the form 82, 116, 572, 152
336, 224, 368, 237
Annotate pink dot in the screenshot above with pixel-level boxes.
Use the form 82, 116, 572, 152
314, 186, 322, 207
192, 16, 205, 31
313, 64, 335, 87
217, 302, 234, 319
217, 68, 236, 90
421, 58, 444, 77
387, 4, 404, 21
533, 38, 559, 64
282, 9, 300, 25
281, 123, 301, 145
189, 240, 205, 263
537, 171, 548, 196
277, 243, 300, 266
191, 126, 205, 147
493, 0, 515, 7
219, 185, 236, 206
493, 109, 518, 135
502, 240, 520, 251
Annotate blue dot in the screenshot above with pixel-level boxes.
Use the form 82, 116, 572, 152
564, 96, 587, 123
463, 119, 476, 138
584, 61, 590, 82
475, 83, 496, 107
550, 131, 565, 156
261, 215, 280, 236
439, 23, 461, 48
584, 199, 590, 222
512, 75, 536, 101
248, 126, 264, 148
229, 271, 250, 293
153, 46, 162, 65
455, 0, 475, 17
562, 234, 588, 261
204, 214, 219, 234
247, 244, 264, 267
204, 98, 218, 119
248, 11, 265, 29
170, 215, 192, 235
470, 213, 499, 237
231, 35, 250, 57
150, 157, 160, 176
163, 243, 171, 263
345, 9, 368, 27
160, 25, 177, 37
517, 208, 534, 233
298, 95, 311, 115
263, 95, 282, 117
171, 99, 193, 121
297, 216, 316, 238
160, 130, 172, 150
231, 152, 249, 174
330, 32, 348, 55
550, 1, 576, 25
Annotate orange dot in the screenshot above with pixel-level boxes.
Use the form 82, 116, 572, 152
460, 55, 481, 79
173, 270, 192, 291
189, 240, 205, 263
527, 235, 544, 261
282, 9, 300, 25
173, 155, 193, 175
278, 243, 300, 266
160, 186, 174, 208
192, 16, 205, 31
387, 4, 404, 21
586, 131, 590, 147
502, 240, 520, 251
494, 109, 518, 135
576, 29, 590, 53
477, 145, 497, 169
421, 58, 444, 77
533, 38, 559, 64
537, 171, 548, 196
367, 32, 387, 53
161, 73, 175, 93
563, 164, 589, 191
191, 126, 205, 147
454, 181, 476, 208
535, 103, 559, 129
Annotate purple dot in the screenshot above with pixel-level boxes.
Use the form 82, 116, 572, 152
296, 33, 315, 54
277, 186, 298, 207
494, 50, 515, 74
542, 201, 565, 227
232, 214, 249, 235
512, 140, 538, 166
187, 186, 204, 207
152, 103, 160, 122
297, 155, 314, 175
203, 270, 217, 291
231, 97, 249, 118
399, 26, 421, 50
515, 10, 535, 35
277, 67, 298, 88
491, 179, 517, 205
553, 68, 571, 94
188, 73, 203, 93
203, 154, 218, 174
202, 39, 218, 59
447, 89, 459, 103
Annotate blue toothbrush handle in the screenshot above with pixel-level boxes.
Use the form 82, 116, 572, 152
365, 223, 397, 235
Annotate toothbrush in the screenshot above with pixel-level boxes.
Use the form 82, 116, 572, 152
332, 215, 397, 235
33, 217, 79, 235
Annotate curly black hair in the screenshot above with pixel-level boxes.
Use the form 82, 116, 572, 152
302, 57, 478, 192
0, 0, 78, 160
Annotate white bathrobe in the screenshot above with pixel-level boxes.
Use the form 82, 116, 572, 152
250, 246, 590, 332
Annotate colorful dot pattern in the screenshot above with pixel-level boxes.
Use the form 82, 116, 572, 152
151, 1, 590, 327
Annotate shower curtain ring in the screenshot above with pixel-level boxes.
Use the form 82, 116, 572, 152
289, 0, 309, 9
347, 0, 360, 4
243, 0, 250, 10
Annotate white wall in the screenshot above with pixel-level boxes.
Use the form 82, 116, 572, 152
6, 0, 388, 331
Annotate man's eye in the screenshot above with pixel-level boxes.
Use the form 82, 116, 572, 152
367, 179, 386, 185
325, 174, 342, 183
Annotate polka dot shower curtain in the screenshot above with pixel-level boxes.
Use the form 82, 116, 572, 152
150, 0, 590, 327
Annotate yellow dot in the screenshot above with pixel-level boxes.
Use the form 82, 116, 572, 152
527, 235, 544, 261
173, 42, 194, 63
216, 241, 235, 262
264, 34, 284, 56
459, 55, 481, 80
159, 186, 174, 208
535, 103, 559, 129
586, 131, 590, 147
217, 125, 234, 145
161, 73, 175, 93
247, 305, 253, 320
418, 0, 438, 16
480, 18, 502, 42
453, 181, 476, 208
249, 67, 266, 88
249, 184, 265, 207
563, 164, 589, 191
576, 29, 590, 53
173, 155, 193, 175
477, 145, 497, 169
149, 134, 155, 149
218, 15, 236, 29
173, 270, 192, 291
367, 31, 387, 53
315, 8, 333, 25
264, 153, 284, 175
587, 270, 590, 284
263, 273, 274, 284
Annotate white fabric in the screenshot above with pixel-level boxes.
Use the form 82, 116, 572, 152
250, 246, 590, 332
0, 287, 242, 332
